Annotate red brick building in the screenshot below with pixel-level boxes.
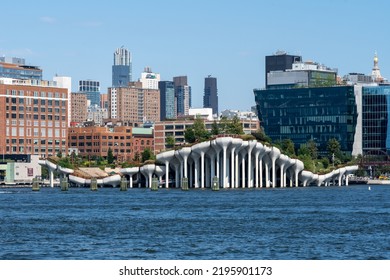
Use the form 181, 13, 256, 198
0, 78, 68, 158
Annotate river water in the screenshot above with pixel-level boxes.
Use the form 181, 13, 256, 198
0, 185, 389, 260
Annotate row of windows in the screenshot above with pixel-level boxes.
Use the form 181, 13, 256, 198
78, 149, 131, 154
7, 113, 66, 121
69, 140, 152, 146
6, 97, 67, 106
6, 139, 65, 145
6, 146, 65, 154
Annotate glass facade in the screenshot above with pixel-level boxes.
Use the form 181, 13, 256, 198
362, 86, 390, 155
254, 86, 357, 153
79, 80, 100, 107
159, 81, 176, 120
0, 64, 42, 80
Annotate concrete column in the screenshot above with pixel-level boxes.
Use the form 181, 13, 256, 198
269, 147, 281, 188
165, 162, 169, 188
216, 137, 232, 188
49, 169, 54, 188
247, 140, 257, 188
192, 154, 200, 188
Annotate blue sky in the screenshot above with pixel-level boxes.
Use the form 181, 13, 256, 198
1, 0, 389, 111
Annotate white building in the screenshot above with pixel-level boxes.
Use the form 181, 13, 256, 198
140, 67, 160, 89
188, 108, 214, 121
87, 105, 108, 125
53, 76, 72, 126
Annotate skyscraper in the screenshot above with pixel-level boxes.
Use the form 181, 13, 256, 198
112, 46, 132, 87
159, 81, 176, 120
173, 76, 191, 116
79, 79, 100, 107
203, 75, 218, 115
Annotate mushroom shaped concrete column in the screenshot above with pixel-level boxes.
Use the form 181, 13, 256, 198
120, 166, 139, 188
156, 150, 175, 188
178, 147, 192, 179
229, 138, 243, 188
234, 141, 248, 187
140, 164, 156, 188
190, 152, 201, 188
344, 165, 359, 186
239, 141, 249, 188
291, 159, 304, 187
191, 141, 211, 188
216, 137, 233, 188
211, 140, 223, 185
46, 159, 58, 188
262, 152, 272, 187
253, 142, 265, 188
299, 170, 315, 187
337, 167, 347, 186
170, 157, 181, 188
276, 154, 290, 187
269, 147, 281, 188
246, 140, 257, 188
155, 165, 165, 185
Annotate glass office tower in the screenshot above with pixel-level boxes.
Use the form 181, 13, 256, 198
254, 86, 358, 153
362, 86, 390, 155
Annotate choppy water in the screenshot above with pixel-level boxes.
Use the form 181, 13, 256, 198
0, 185, 389, 260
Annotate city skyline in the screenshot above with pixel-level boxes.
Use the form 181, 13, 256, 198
1, 0, 389, 111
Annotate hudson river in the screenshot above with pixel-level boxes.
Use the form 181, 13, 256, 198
1, 185, 389, 259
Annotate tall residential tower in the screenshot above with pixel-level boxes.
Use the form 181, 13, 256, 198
112, 46, 132, 87
173, 76, 191, 116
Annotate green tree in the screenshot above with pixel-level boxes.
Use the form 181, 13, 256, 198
107, 147, 114, 164
281, 139, 295, 157
226, 115, 244, 135
184, 117, 210, 143
165, 136, 175, 148
193, 116, 210, 141
252, 127, 272, 143
184, 127, 196, 143
141, 148, 154, 162
56, 151, 62, 158
219, 116, 229, 134
307, 139, 318, 160
327, 138, 341, 159
211, 120, 220, 136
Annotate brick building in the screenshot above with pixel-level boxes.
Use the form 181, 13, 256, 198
68, 126, 154, 162
108, 81, 160, 126
0, 78, 68, 158
71, 92, 88, 125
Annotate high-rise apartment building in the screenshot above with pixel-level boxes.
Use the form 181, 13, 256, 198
158, 81, 176, 120
0, 58, 42, 80
0, 78, 68, 158
70, 92, 88, 125
79, 79, 100, 107
203, 75, 218, 115
173, 76, 191, 116
108, 81, 160, 126
112, 46, 132, 87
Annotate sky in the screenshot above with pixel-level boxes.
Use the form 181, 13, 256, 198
1, 0, 390, 111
